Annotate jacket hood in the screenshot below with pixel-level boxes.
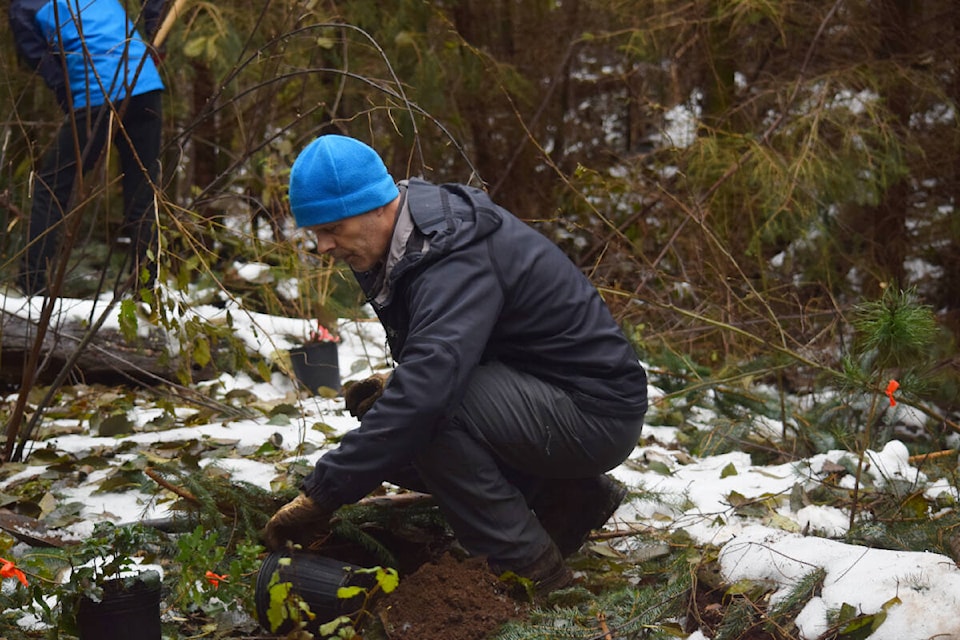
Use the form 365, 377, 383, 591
404, 178, 503, 258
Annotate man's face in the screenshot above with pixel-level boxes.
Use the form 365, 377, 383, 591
307, 207, 392, 272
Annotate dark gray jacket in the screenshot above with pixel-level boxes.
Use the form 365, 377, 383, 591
303, 178, 647, 509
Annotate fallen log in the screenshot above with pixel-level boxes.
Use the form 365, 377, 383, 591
0, 304, 191, 386
0, 508, 76, 548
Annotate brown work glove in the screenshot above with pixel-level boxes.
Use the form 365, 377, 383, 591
342, 372, 390, 419
261, 493, 333, 551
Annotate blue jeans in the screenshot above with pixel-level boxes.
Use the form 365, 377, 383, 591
20, 90, 162, 294
390, 361, 645, 566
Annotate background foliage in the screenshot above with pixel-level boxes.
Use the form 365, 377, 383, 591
1, 0, 958, 443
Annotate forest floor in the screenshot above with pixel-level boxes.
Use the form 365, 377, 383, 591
3, 294, 960, 640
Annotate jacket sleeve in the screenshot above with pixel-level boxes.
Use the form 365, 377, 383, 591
9, 1, 69, 109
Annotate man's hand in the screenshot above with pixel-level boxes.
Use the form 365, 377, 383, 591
343, 372, 390, 419
262, 493, 332, 551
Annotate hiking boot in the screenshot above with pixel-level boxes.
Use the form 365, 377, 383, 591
532, 474, 628, 557
491, 541, 573, 596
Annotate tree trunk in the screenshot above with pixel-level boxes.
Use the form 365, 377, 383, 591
858, 0, 916, 295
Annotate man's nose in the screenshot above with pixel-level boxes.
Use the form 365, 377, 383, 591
314, 233, 336, 254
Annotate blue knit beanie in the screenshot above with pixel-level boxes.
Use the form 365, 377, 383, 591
289, 135, 399, 227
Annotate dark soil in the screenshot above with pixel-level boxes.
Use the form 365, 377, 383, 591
291, 501, 531, 640
374, 554, 529, 640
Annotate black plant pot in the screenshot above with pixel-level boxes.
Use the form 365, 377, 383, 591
76, 574, 161, 640
289, 341, 341, 394
254, 550, 377, 635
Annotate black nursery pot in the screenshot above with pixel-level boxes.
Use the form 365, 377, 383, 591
254, 550, 377, 635
289, 341, 341, 394
76, 575, 161, 640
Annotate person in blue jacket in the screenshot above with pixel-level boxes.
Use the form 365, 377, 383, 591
263, 135, 649, 594
9, 0, 166, 296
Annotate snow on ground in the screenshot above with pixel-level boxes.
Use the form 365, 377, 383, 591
3, 286, 960, 639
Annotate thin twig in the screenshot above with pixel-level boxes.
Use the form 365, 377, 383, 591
908, 450, 957, 464
144, 467, 202, 507
589, 524, 658, 541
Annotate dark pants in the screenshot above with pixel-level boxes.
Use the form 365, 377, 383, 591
390, 361, 645, 567
20, 90, 163, 295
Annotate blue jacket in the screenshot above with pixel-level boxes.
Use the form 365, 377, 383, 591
9, 0, 165, 110
303, 178, 649, 509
